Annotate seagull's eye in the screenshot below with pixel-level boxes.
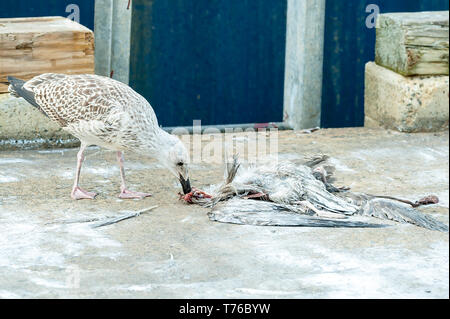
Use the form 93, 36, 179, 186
176, 162, 184, 167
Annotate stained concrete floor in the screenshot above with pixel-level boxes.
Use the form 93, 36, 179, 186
0, 128, 448, 298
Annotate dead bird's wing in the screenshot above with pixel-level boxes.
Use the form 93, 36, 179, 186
208, 198, 385, 228
359, 198, 448, 232
299, 176, 359, 215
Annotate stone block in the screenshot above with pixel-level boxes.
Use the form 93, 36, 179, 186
364, 62, 449, 132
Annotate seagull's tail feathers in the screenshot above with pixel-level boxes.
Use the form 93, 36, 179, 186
7, 76, 41, 110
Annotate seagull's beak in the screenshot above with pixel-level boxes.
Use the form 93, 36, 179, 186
178, 163, 191, 194
179, 174, 192, 194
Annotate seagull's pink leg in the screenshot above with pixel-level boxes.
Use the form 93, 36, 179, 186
117, 151, 152, 199
71, 144, 97, 200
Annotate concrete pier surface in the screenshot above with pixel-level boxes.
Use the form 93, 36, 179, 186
0, 128, 448, 298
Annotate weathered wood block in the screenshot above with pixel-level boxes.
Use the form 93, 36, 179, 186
375, 11, 449, 76
0, 16, 94, 93
365, 62, 449, 132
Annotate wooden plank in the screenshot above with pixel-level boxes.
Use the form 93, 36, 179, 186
0, 16, 91, 33
0, 16, 94, 93
375, 11, 449, 76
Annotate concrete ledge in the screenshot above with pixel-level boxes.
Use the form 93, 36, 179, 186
364, 62, 449, 132
0, 93, 79, 150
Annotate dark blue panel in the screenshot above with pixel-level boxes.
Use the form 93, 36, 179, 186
0, 0, 95, 30
130, 0, 287, 127
321, 0, 449, 128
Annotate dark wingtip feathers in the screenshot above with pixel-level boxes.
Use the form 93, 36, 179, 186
7, 75, 41, 109
7, 76, 25, 98
7, 75, 25, 88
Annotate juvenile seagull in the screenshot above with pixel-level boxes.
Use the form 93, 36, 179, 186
8, 73, 191, 200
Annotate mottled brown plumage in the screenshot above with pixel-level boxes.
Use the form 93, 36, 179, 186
20, 73, 160, 151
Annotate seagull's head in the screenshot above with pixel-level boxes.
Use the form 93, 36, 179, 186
159, 134, 191, 194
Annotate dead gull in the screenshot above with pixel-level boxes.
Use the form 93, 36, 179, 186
8, 73, 191, 199
182, 156, 448, 232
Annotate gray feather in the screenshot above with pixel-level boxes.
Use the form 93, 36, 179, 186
359, 198, 449, 232
208, 198, 385, 228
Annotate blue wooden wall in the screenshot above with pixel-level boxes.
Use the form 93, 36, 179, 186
0, 0, 94, 30
2, 1, 448, 128
321, 0, 449, 128
129, 0, 287, 127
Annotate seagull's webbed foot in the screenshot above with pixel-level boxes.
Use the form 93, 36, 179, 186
71, 186, 97, 200
119, 188, 152, 200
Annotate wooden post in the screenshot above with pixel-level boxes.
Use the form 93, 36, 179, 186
283, 0, 326, 130
94, 0, 132, 84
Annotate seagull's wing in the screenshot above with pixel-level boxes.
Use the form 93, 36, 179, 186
14, 73, 150, 127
